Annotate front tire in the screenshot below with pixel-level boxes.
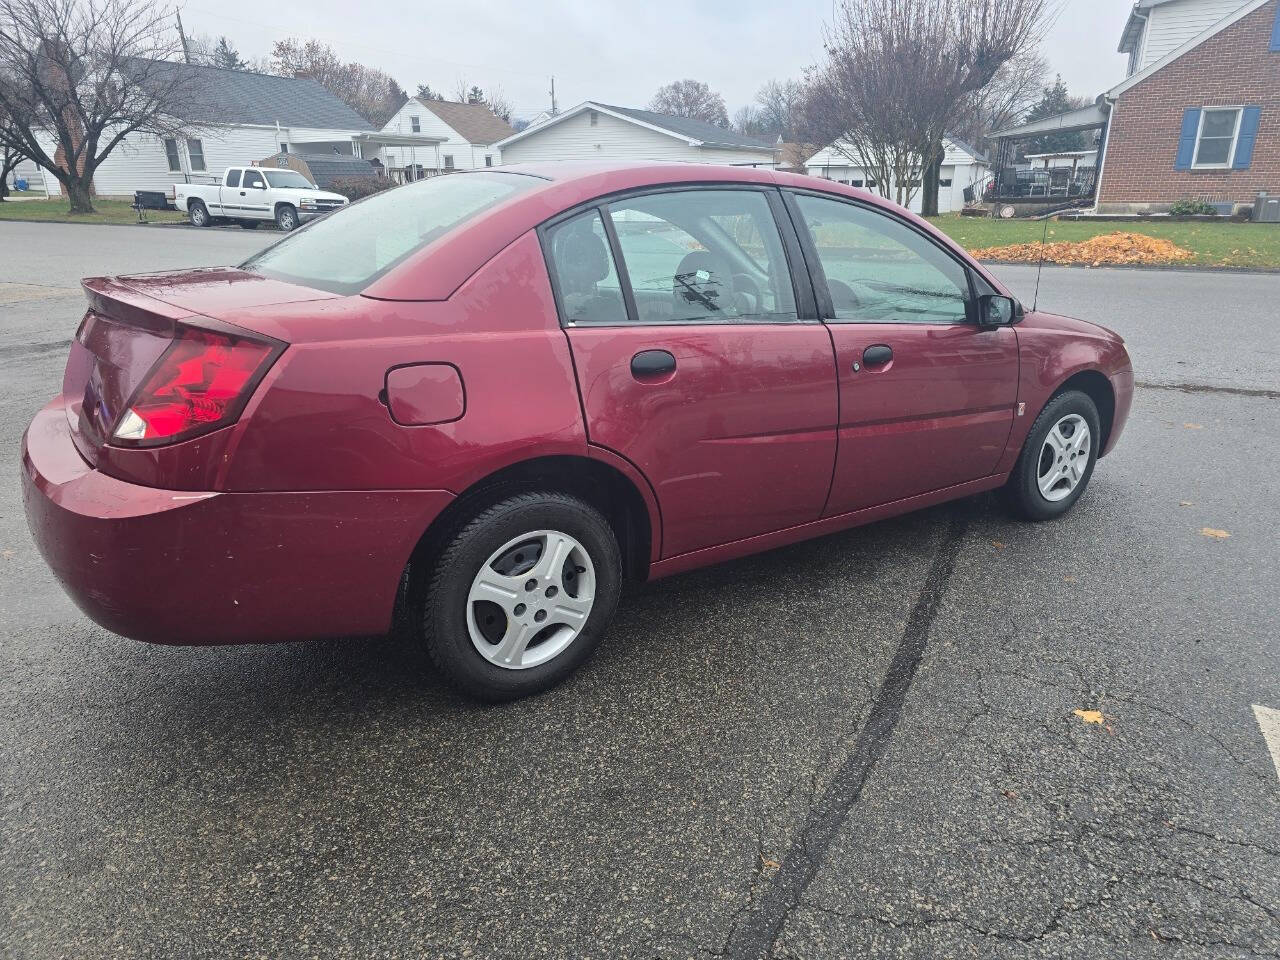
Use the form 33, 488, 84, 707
422, 492, 622, 702
1005, 390, 1101, 521
275, 204, 298, 231
188, 200, 210, 227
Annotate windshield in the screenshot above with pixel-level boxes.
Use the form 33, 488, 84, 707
241, 172, 538, 295
264, 170, 315, 189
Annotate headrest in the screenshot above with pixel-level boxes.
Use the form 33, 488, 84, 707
555, 224, 609, 292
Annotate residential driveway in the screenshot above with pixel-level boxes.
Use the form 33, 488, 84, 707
0, 222, 1276, 959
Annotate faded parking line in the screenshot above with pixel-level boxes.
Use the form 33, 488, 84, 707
1253, 705, 1280, 782
0, 282, 79, 304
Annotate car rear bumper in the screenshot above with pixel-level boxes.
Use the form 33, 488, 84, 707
21, 399, 454, 645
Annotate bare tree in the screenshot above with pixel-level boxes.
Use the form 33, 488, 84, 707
485, 85, 511, 123
732, 104, 763, 136
0, 108, 27, 198
271, 38, 405, 125
755, 78, 805, 141
951, 50, 1046, 153
0, 0, 204, 213
809, 0, 1053, 213
649, 79, 728, 128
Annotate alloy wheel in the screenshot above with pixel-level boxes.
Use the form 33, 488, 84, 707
1036, 414, 1091, 502
466, 529, 596, 670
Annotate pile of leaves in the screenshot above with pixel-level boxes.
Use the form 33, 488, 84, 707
972, 231, 1194, 266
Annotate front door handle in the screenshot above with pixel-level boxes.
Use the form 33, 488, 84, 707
631, 349, 676, 379
862, 344, 893, 367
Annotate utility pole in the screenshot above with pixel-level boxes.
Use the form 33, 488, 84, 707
549, 76, 558, 117
175, 9, 192, 64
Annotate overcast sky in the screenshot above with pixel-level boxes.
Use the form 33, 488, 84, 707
182, 0, 1133, 122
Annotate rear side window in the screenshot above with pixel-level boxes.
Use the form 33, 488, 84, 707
606, 190, 796, 324
225, 169, 241, 188
544, 210, 627, 324
242, 172, 536, 295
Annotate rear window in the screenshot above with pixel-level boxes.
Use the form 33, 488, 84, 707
241, 172, 538, 295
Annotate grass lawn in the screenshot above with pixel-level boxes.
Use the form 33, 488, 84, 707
0, 197, 184, 225
928, 215, 1280, 269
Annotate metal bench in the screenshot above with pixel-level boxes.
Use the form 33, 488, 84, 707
132, 190, 173, 223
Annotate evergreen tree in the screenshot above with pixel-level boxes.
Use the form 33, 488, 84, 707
1023, 75, 1089, 154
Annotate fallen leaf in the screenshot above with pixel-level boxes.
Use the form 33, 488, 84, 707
1178, 501, 1193, 507
992, 541, 1005, 550
1200, 528, 1230, 539
1063, 575, 1076, 583
1001, 789, 1018, 800
971, 232, 1192, 266
1182, 422, 1203, 429
1073, 709, 1105, 724
760, 855, 780, 871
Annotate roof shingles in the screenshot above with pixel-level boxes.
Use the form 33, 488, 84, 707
416, 99, 515, 145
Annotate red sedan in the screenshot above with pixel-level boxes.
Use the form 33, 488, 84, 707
22, 163, 1133, 701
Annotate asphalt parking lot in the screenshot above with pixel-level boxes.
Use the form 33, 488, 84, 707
1, 220, 1277, 959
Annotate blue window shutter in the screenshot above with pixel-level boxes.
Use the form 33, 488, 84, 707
1175, 108, 1200, 170
1271, 3, 1280, 51
1233, 106, 1261, 169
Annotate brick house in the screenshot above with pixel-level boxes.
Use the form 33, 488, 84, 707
991, 0, 1278, 214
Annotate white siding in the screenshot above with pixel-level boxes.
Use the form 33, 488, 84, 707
378, 100, 499, 172
25, 124, 367, 198
499, 108, 775, 167
803, 159, 989, 214
1139, 0, 1245, 68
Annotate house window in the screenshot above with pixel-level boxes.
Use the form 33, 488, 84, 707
163, 137, 181, 172
589, 110, 598, 126
443, 155, 455, 170
939, 178, 953, 187
851, 179, 864, 188
1193, 107, 1242, 167
186, 138, 206, 172
410, 116, 420, 133
485, 155, 493, 167
280, 143, 288, 153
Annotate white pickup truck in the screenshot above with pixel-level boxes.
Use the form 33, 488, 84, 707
173, 166, 348, 231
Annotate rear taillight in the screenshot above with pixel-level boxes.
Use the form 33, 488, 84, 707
111, 326, 282, 446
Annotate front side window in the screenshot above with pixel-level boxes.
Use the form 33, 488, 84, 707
606, 189, 797, 324
793, 193, 969, 324
186, 138, 206, 171
544, 210, 627, 324
242, 169, 264, 189
242, 171, 535, 295
1194, 107, 1241, 167
163, 138, 181, 172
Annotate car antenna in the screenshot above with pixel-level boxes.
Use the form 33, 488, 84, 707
1032, 214, 1051, 312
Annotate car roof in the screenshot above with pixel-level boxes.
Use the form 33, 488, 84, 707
362, 162, 994, 302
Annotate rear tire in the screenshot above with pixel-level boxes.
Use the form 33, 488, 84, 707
275, 204, 298, 231
421, 492, 622, 702
1004, 390, 1101, 521
188, 200, 210, 227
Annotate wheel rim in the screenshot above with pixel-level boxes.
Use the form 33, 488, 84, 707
280, 210, 295, 229
466, 529, 596, 670
1036, 414, 1091, 502
192, 206, 205, 225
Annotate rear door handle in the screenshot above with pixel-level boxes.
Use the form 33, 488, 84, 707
631, 349, 676, 379
862, 344, 893, 367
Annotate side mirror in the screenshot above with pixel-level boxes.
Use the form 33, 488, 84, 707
977, 293, 1018, 328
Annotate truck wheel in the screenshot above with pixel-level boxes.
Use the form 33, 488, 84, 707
239, 220, 260, 230
275, 204, 298, 231
188, 200, 210, 227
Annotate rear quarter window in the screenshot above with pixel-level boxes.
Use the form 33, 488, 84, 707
241, 172, 537, 296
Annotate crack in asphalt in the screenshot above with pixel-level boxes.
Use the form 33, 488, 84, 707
1136, 380, 1280, 400
715, 508, 970, 959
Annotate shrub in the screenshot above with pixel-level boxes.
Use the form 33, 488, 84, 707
329, 175, 395, 201
1169, 198, 1218, 217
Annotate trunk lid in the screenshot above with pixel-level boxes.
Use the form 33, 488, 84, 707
64, 269, 324, 464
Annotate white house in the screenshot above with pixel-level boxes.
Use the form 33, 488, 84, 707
493, 101, 778, 167
379, 98, 515, 180
804, 137, 991, 214
31, 62, 442, 198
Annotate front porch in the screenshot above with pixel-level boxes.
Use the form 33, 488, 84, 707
983, 103, 1110, 216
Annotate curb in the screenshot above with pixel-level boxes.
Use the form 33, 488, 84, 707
976, 259, 1280, 275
